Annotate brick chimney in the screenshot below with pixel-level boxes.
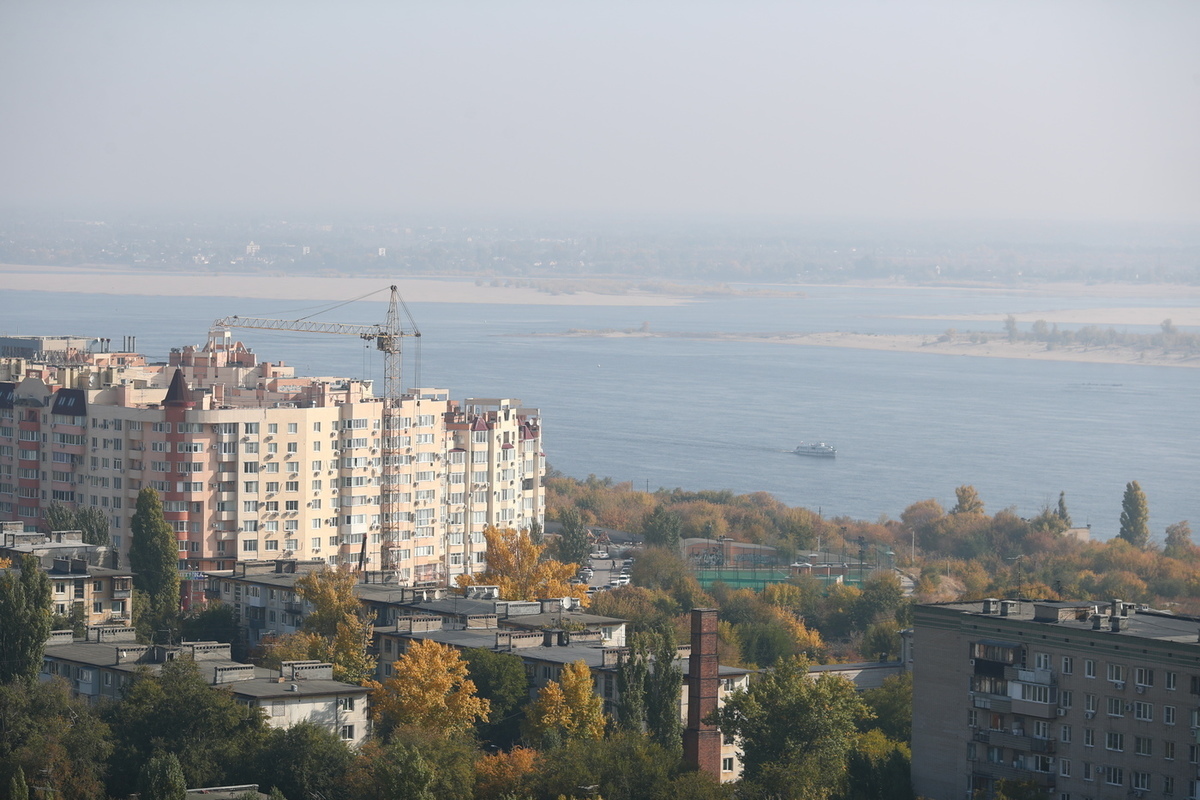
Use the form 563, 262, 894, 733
683, 608, 721, 779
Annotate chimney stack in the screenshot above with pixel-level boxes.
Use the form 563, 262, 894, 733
683, 608, 721, 780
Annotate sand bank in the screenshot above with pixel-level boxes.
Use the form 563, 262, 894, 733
540, 330, 1200, 369
0, 265, 686, 307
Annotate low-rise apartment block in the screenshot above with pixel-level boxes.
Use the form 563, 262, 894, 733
40, 627, 369, 745
913, 597, 1200, 800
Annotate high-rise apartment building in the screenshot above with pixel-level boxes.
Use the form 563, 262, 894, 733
0, 333, 544, 594
913, 597, 1200, 800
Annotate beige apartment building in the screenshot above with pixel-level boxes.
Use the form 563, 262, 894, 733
913, 598, 1200, 800
0, 333, 545, 599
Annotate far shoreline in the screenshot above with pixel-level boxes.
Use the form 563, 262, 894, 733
515, 329, 1200, 369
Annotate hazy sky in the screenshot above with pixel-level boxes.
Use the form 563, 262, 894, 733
2, 1, 1197, 222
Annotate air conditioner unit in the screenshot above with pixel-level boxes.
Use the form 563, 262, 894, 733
1136, 685, 1146, 694
1085, 711, 1095, 719
1057, 708, 1067, 717
1115, 681, 1125, 690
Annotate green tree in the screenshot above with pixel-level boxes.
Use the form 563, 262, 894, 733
642, 506, 682, 551
104, 658, 269, 798
0, 554, 53, 683
844, 729, 913, 800
556, 507, 591, 567
347, 740, 434, 800
860, 672, 912, 743
531, 730, 674, 800
181, 603, 240, 647
138, 752, 186, 800
1056, 491, 1072, 527
0, 677, 113, 800
710, 656, 870, 799
76, 506, 111, 547
7, 766, 29, 800
257, 721, 354, 800
616, 637, 649, 732
950, 485, 984, 516
462, 648, 530, 747
128, 487, 181, 642
1118, 481, 1150, 548
1164, 521, 1194, 560
645, 631, 683, 756
41, 502, 77, 535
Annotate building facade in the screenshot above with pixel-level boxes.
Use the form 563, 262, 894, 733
0, 333, 545, 591
913, 598, 1200, 800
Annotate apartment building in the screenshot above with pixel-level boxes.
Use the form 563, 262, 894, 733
0, 332, 545, 595
1, 525, 132, 626
912, 597, 1200, 800
40, 627, 369, 745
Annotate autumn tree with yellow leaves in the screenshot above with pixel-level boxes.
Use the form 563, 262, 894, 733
259, 566, 376, 685
456, 525, 588, 606
524, 659, 605, 746
370, 639, 490, 736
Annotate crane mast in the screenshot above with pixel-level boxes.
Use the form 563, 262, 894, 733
212, 285, 420, 574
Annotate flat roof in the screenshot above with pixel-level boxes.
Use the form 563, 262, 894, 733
931, 599, 1200, 645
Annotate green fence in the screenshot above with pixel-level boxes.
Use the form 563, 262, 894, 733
693, 568, 869, 591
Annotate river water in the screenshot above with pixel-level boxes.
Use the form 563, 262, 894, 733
6, 285, 1197, 542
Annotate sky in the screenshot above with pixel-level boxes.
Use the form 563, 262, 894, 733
1, 1, 1198, 223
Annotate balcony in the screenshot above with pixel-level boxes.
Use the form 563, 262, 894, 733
972, 763, 1055, 788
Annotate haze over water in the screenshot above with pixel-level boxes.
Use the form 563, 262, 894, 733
9, 285, 1196, 544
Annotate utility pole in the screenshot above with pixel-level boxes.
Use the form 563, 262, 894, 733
213, 286, 420, 575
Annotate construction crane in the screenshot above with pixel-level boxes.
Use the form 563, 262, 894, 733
212, 285, 420, 574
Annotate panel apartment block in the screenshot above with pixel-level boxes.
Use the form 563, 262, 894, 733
913, 598, 1200, 800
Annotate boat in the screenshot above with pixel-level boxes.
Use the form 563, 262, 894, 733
795, 442, 836, 458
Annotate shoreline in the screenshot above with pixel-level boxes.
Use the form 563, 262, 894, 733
520, 329, 1200, 369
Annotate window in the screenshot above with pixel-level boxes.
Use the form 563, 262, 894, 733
1084, 728, 1095, 747
1105, 767, 1123, 786
1167, 671, 1177, 690
1166, 740, 1176, 760
1021, 683, 1050, 703
1034, 652, 1051, 670
968, 709, 979, 728
1165, 705, 1177, 725
1085, 659, 1096, 678
721, 757, 734, 772
1135, 667, 1154, 687
336, 697, 356, 711
1135, 736, 1151, 756
1134, 701, 1152, 721
1060, 689, 1073, 708
1061, 656, 1074, 674
1107, 696, 1123, 716
288, 423, 298, 434
1059, 724, 1071, 743
1106, 731, 1124, 751
1132, 771, 1150, 792
1107, 663, 1125, 683
1059, 758, 1071, 777
1032, 720, 1049, 739
243, 540, 259, 552
1082, 761, 1092, 781
1085, 693, 1097, 712
340, 725, 355, 741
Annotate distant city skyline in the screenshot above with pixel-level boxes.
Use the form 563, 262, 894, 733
1, 1, 1198, 223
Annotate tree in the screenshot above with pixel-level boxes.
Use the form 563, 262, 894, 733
41, 502, 77, 535
616, 638, 649, 732
128, 487, 181, 642
7, 766, 29, 800
950, 485, 984, 516
346, 740, 434, 800
474, 746, 539, 800
1118, 481, 1150, 548
556, 507, 591, 567
262, 566, 376, 684
370, 639, 489, 736
456, 525, 586, 605
104, 657, 269, 798
642, 506, 682, 551
525, 660, 604, 746
860, 672, 912, 743
256, 721, 354, 800
0, 677, 113, 800
1056, 491, 1072, 527
0, 554, 52, 683
844, 729, 913, 800
1164, 521, 1194, 560
138, 752, 186, 800
645, 632, 683, 756
710, 656, 869, 799
462, 647, 529, 746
